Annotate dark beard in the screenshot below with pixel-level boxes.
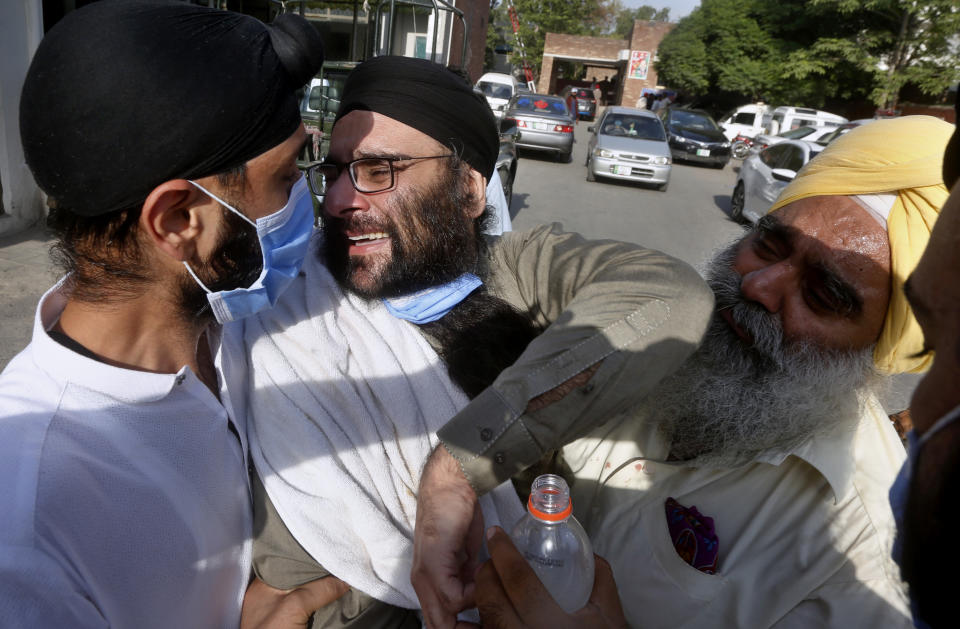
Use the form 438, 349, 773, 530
320, 165, 481, 299
651, 242, 881, 466
420, 289, 542, 399
177, 206, 263, 323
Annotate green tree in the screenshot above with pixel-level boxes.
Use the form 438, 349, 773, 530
656, 0, 782, 101
611, 2, 671, 38
656, 0, 960, 110
791, 0, 960, 109
501, 0, 614, 76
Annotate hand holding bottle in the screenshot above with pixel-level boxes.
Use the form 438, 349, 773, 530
474, 526, 628, 629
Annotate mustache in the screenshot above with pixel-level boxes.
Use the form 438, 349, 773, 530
706, 251, 788, 368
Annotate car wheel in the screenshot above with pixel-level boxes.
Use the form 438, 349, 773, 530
730, 181, 746, 221
732, 140, 751, 160
585, 156, 596, 181
558, 150, 572, 163
658, 180, 669, 192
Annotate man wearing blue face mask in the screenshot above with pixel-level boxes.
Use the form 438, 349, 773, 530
226, 55, 715, 628
889, 96, 960, 629
0, 2, 342, 627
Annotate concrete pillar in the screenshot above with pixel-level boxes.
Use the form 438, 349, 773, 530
537, 55, 554, 94
0, 0, 45, 237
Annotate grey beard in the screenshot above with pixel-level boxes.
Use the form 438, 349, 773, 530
649, 243, 883, 468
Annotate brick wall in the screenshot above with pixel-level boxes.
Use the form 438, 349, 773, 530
538, 24, 673, 105
621, 21, 674, 107
539, 33, 626, 94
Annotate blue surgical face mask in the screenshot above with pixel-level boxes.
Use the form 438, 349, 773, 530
184, 175, 315, 324
382, 273, 482, 324
890, 401, 960, 565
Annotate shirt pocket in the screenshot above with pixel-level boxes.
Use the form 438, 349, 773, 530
598, 497, 728, 628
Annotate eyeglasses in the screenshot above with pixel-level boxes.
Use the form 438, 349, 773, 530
305, 154, 454, 196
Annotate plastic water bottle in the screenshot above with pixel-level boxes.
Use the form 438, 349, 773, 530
509, 474, 594, 613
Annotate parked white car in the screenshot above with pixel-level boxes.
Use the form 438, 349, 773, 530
751, 124, 839, 150
720, 104, 847, 140
719, 102, 770, 140
765, 106, 847, 136
730, 140, 824, 223
476, 72, 519, 120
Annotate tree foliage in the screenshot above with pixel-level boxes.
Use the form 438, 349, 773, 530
610, 2, 671, 38
488, 0, 616, 76
655, 0, 960, 109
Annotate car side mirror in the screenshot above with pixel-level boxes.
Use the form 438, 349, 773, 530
499, 118, 518, 135
771, 168, 797, 182
587, 125, 596, 133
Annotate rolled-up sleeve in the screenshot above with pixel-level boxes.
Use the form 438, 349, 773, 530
437, 223, 714, 494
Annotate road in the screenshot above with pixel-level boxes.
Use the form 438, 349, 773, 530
510, 121, 743, 270
508, 119, 918, 412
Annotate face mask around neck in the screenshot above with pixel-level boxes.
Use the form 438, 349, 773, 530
183, 175, 315, 324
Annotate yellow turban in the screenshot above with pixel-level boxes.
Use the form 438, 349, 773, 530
769, 116, 953, 374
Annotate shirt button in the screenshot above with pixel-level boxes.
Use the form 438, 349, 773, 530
175, 374, 186, 386
480, 428, 493, 442
494, 452, 506, 465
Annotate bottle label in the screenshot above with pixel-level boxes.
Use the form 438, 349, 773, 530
523, 551, 565, 568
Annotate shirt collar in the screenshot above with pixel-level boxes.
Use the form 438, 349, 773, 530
33, 278, 205, 404
754, 418, 859, 504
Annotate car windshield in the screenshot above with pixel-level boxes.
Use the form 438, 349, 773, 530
479, 81, 513, 100
574, 89, 594, 99
512, 95, 568, 115
816, 127, 849, 145
778, 126, 816, 139
671, 110, 720, 132
600, 115, 665, 141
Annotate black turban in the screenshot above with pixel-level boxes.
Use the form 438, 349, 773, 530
335, 56, 498, 180
20, 0, 324, 216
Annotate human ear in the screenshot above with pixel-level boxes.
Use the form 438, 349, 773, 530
465, 169, 487, 220
140, 180, 215, 263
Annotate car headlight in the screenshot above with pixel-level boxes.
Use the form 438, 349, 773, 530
721, 142, 731, 148
653, 156, 670, 165
596, 149, 614, 158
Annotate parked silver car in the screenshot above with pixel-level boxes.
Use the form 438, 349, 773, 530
730, 139, 823, 223
504, 93, 575, 162
585, 107, 671, 190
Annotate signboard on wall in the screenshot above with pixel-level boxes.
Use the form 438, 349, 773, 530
628, 50, 650, 80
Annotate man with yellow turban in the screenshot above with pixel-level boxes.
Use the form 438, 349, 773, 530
552, 116, 952, 628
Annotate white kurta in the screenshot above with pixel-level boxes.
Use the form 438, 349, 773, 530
0, 280, 252, 628
564, 396, 912, 628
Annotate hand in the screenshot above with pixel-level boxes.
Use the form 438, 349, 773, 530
412, 445, 484, 628
240, 576, 349, 629
475, 526, 629, 629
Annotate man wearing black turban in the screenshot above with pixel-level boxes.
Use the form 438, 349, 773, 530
232, 55, 712, 628
0, 1, 344, 626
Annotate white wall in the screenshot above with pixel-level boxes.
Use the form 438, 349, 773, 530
0, 0, 44, 237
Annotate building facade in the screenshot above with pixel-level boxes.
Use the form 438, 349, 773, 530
537, 20, 674, 106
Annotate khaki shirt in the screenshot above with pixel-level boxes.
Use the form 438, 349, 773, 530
247, 223, 714, 624
439, 223, 714, 494
564, 396, 912, 628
